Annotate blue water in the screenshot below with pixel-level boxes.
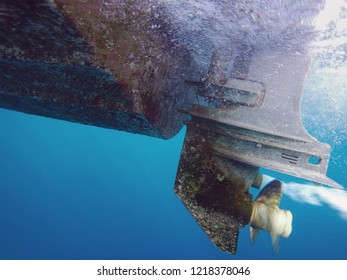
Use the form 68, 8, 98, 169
0, 108, 346, 260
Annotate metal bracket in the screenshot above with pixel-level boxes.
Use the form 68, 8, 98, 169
183, 48, 341, 189
186, 78, 265, 108
184, 106, 341, 188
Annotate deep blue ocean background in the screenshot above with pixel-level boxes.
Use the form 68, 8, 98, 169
0, 103, 346, 260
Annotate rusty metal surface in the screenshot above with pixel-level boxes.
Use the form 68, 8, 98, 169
0, 0, 199, 139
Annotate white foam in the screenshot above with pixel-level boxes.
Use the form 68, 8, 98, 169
257, 175, 347, 220
283, 182, 347, 220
